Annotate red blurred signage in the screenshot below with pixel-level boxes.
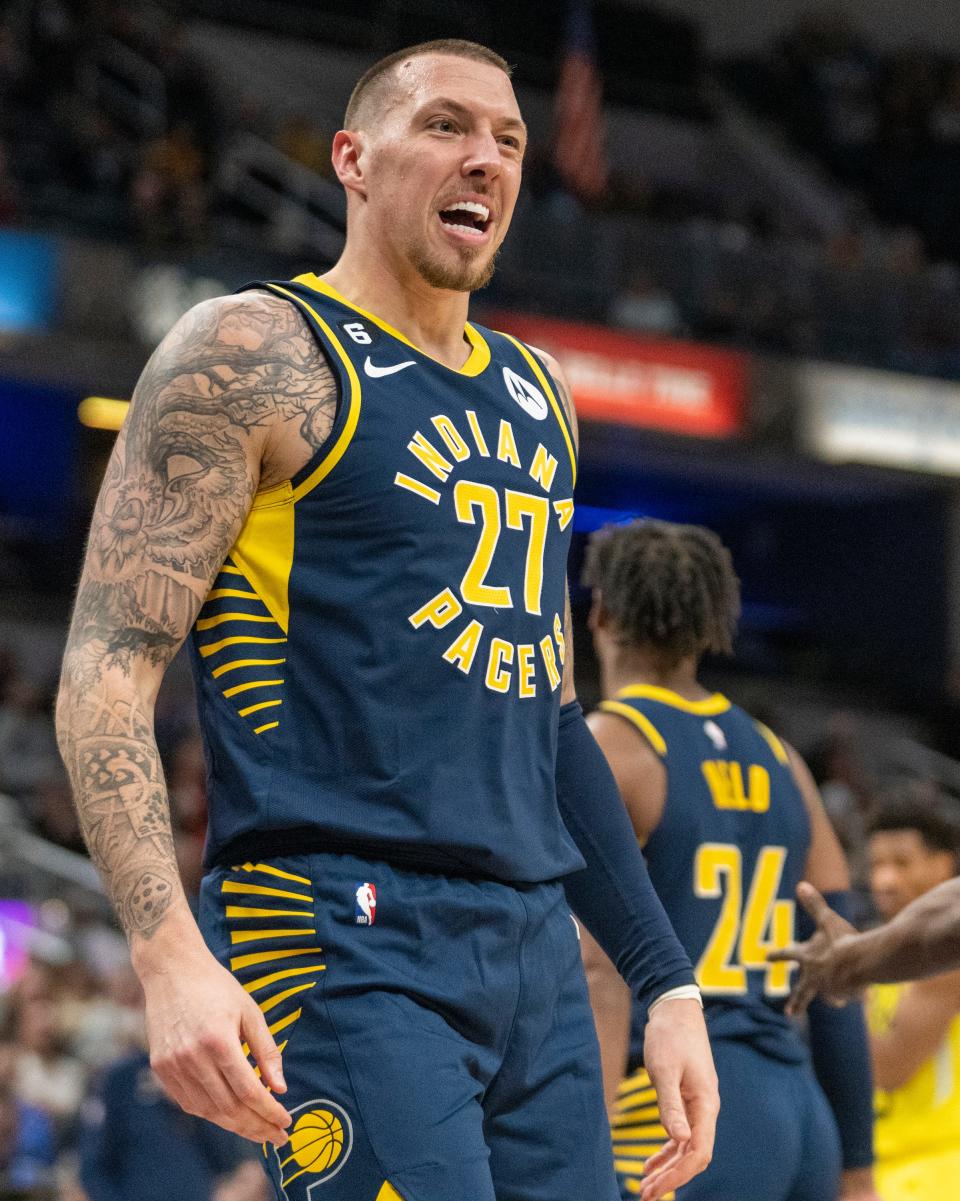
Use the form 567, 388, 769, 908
488, 312, 747, 438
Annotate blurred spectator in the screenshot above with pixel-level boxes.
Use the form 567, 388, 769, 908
131, 122, 208, 246
30, 771, 85, 857
79, 1044, 265, 1201
608, 269, 684, 336
0, 667, 58, 803
9, 996, 86, 1136
0, 1042, 56, 1195
274, 114, 332, 177
807, 714, 875, 896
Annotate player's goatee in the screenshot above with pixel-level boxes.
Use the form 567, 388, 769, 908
410, 243, 499, 292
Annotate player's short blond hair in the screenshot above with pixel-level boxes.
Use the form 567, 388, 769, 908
344, 39, 512, 129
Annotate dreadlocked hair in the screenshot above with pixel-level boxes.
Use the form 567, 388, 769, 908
582, 519, 741, 665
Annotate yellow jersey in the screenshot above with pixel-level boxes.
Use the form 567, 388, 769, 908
869, 981, 960, 1162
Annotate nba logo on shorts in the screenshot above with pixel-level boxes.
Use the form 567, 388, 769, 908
355, 883, 377, 925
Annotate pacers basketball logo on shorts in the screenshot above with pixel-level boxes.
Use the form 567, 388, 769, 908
355, 883, 377, 925
272, 1099, 354, 1198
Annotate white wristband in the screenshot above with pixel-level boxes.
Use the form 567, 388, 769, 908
648, 984, 703, 1015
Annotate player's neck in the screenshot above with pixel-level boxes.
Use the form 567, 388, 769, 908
323, 243, 474, 371
602, 648, 709, 702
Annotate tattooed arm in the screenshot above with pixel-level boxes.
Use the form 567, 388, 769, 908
56, 290, 336, 1144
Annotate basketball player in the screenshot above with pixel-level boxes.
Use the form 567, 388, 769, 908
55, 40, 718, 1201
580, 520, 876, 1200
862, 791, 960, 1200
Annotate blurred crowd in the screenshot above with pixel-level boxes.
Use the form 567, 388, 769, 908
0, 643, 268, 1199
5, 1, 960, 377
0, 0, 332, 248
729, 9, 960, 267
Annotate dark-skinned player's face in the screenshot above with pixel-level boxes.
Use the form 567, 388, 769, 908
868, 828, 956, 919
361, 55, 526, 292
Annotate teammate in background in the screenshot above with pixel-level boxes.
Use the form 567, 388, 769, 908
55, 40, 717, 1201
580, 519, 877, 1200
862, 792, 960, 1201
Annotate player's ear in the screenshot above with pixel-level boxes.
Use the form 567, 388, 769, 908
332, 129, 367, 198
587, 589, 606, 633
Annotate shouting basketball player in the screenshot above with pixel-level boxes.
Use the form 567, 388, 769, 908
56, 39, 717, 1201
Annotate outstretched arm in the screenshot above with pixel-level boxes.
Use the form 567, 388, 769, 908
773, 876, 960, 1012
57, 290, 336, 1144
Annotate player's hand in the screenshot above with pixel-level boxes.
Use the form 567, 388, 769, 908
138, 934, 292, 1145
768, 882, 860, 1016
640, 996, 718, 1201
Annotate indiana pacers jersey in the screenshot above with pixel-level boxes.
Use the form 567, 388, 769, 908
190, 274, 583, 883
599, 686, 811, 1065
869, 982, 960, 1168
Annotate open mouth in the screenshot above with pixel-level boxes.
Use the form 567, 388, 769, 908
438, 200, 492, 239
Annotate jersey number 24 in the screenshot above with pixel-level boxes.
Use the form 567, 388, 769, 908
694, 843, 794, 997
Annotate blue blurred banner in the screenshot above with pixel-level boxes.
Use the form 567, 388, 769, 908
0, 230, 57, 332
0, 377, 77, 531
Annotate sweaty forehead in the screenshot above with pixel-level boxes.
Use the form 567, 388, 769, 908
372, 54, 520, 125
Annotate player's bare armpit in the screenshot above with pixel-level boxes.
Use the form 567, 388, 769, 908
57, 291, 337, 941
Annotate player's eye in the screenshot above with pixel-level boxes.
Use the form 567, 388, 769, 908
499, 135, 521, 151
430, 117, 458, 134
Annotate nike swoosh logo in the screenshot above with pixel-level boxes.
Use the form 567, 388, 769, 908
364, 356, 416, 378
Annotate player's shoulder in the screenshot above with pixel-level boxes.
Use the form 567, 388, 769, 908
588, 704, 666, 766
178, 287, 320, 353
524, 343, 577, 434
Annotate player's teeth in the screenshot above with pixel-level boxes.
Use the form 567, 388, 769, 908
447, 222, 482, 236
442, 202, 489, 222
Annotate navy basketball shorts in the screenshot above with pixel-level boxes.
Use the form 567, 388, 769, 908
611, 1038, 841, 1201
198, 852, 620, 1201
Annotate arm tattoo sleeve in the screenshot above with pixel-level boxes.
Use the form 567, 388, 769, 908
57, 293, 336, 940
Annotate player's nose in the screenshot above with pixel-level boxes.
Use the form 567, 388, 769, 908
461, 127, 501, 179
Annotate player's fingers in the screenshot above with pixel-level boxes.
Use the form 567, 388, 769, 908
785, 975, 818, 1018
202, 1041, 291, 1144
796, 881, 831, 925
639, 1138, 681, 1176
653, 1076, 691, 1145
153, 1052, 281, 1144
173, 1038, 290, 1145
766, 941, 804, 965
242, 999, 288, 1096
639, 1144, 687, 1201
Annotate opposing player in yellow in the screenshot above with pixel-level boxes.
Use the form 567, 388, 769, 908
864, 790, 960, 1199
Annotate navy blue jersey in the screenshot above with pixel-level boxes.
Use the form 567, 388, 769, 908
600, 685, 811, 1064
191, 274, 583, 882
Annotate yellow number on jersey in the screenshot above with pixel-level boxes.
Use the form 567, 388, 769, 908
505, 490, 549, 616
454, 481, 511, 608
454, 481, 554, 617
694, 843, 794, 997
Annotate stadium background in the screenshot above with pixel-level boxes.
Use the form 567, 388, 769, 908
2, 0, 960, 1195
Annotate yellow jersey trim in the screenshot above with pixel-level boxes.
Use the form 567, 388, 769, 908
265, 283, 363, 499
291, 273, 492, 378
599, 700, 667, 757
500, 333, 578, 488
616, 684, 731, 716
754, 721, 790, 766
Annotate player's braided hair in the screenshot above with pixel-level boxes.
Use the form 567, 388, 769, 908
581, 519, 741, 664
